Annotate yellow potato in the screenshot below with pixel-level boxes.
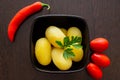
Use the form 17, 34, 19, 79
60, 28, 67, 35
35, 38, 51, 66
45, 26, 66, 48
71, 46, 84, 62
51, 48, 72, 70
67, 27, 82, 40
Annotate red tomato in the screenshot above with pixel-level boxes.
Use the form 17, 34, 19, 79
90, 38, 109, 52
86, 63, 103, 80
91, 53, 110, 67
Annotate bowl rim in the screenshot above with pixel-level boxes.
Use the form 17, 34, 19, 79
30, 14, 90, 73
33, 14, 86, 22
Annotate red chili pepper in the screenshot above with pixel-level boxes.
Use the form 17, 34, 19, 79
8, 1, 50, 42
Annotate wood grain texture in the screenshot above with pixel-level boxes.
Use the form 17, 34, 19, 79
0, 0, 120, 80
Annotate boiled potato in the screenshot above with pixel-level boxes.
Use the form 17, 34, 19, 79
35, 38, 51, 66
45, 26, 66, 48
71, 46, 84, 62
51, 48, 72, 70
67, 27, 82, 37
60, 28, 67, 35
67, 27, 82, 41
67, 27, 83, 62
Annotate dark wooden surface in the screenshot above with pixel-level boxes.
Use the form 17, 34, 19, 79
0, 0, 120, 80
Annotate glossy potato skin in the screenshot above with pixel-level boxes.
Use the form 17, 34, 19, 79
71, 46, 84, 62
51, 48, 72, 70
35, 38, 51, 66
67, 27, 82, 41
45, 26, 66, 48
67, 27, 83, 62
60, 28, 67, 35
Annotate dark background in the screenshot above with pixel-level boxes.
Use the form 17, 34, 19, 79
0, 0, 120, 80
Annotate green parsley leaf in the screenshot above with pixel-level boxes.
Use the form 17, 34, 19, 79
72, 43, 83, 49
63, 48, 75, 59
64, 36, 70, 47
56, 41, 64, 48
71, 36, 82, 44
56, 36, 83, 59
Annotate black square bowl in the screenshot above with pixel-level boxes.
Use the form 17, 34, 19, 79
30, 14, 89, 73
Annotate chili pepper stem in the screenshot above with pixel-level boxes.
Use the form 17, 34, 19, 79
41, 3, 50, 10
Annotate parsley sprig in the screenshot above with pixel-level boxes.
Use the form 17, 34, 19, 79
56, 36, 82, 59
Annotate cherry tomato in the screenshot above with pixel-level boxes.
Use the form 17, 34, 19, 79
91, 53, 110, 67
90, 38, 109, 52
86, 63, 103, 80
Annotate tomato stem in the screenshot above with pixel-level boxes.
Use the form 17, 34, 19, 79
41, 3, 50, 10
